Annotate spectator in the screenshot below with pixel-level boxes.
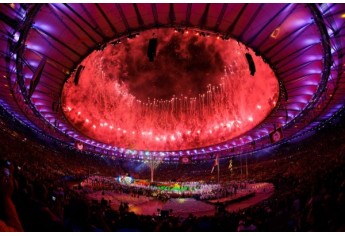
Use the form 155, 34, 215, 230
0, 160, 23, 232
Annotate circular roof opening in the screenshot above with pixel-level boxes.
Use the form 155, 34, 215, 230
62, 28, 279, 151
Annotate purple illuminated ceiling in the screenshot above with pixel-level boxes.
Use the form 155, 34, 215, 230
0, 3, 344, 161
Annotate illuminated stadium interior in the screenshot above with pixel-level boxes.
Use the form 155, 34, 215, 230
1, 3, 344, 161
1, 3, 345, 232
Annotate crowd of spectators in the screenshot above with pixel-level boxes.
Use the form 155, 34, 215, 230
1, 112, 345, 231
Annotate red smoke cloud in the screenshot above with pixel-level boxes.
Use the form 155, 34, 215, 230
62, 28, 278, 151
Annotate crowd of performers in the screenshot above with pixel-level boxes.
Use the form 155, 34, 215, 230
79, 175, 254, 201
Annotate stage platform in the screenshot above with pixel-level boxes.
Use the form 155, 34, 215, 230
85, 182, 274, 218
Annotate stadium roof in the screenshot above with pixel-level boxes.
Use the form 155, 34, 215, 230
0, 3, 344, 162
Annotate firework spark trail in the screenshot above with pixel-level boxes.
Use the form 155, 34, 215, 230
62, 29, 278, 151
